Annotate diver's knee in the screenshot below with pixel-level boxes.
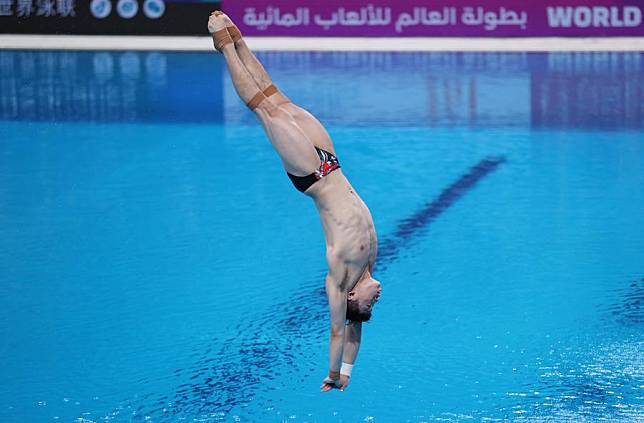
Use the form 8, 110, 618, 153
247, 84, 288, 112
256, 102, 289, 120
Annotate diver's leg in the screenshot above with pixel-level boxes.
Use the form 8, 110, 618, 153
253, 104, 321, 176
208, 14, 259, 105
219, 14, 337, 153
209, 14, 319, 175
235, 39, 280, 97
220, 44, 262, 105
281, 104, 337, 155
218, 13, 291, 104
208, 15, 283, 114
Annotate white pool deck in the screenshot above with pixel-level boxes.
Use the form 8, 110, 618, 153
0, 35, 642, 52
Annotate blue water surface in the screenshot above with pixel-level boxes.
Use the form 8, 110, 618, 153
0, 50, 643, 423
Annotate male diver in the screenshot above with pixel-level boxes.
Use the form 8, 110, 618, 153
208, 11, 382, 392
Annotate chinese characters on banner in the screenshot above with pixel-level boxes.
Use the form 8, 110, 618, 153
223, 0, 643, 37
0, 1, 221, 34
0, 0, 76, 17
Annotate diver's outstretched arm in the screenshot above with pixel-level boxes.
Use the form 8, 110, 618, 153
322, 273, 347, 392
339, 322, 362, 390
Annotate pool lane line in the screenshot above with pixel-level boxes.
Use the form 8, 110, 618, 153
125, 155, 508, 418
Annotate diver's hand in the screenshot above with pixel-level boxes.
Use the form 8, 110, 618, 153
320, 370, 342, 392
338, 374, 350, 391
320, 376, 341, 392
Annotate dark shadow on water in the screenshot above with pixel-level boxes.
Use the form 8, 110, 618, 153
376, 156, 507, 272
116, 156, 506, 420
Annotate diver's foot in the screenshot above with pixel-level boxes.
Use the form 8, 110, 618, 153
218, 12, 242, 44
207, 12, 232, 52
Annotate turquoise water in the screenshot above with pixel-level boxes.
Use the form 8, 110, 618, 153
0, 51, 643, 422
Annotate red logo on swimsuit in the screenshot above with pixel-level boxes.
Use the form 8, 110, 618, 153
323, 161, 339, 176
314, 148, 340, 180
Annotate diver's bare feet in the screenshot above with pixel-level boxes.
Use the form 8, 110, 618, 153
207, 11, 226, 34
207, 12, 232, 52
217, 12, 242, 44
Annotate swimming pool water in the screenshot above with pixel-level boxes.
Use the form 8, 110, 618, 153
0, 50, 643, 423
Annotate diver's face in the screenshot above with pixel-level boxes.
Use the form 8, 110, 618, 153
349, 278, 382, 312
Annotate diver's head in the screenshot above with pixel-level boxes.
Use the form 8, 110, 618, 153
346, 277, 381, 322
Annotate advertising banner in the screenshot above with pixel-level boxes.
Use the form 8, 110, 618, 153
0, 0, 221, 34
224, 0, 644, 37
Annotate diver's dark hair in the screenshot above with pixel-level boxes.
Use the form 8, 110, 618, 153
346, 297, 372, 322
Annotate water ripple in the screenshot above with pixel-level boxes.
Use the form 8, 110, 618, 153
607, 277, 644, 326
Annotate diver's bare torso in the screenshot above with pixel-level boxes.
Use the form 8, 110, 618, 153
307, 170, 378, 291
259, 100, 378, 289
